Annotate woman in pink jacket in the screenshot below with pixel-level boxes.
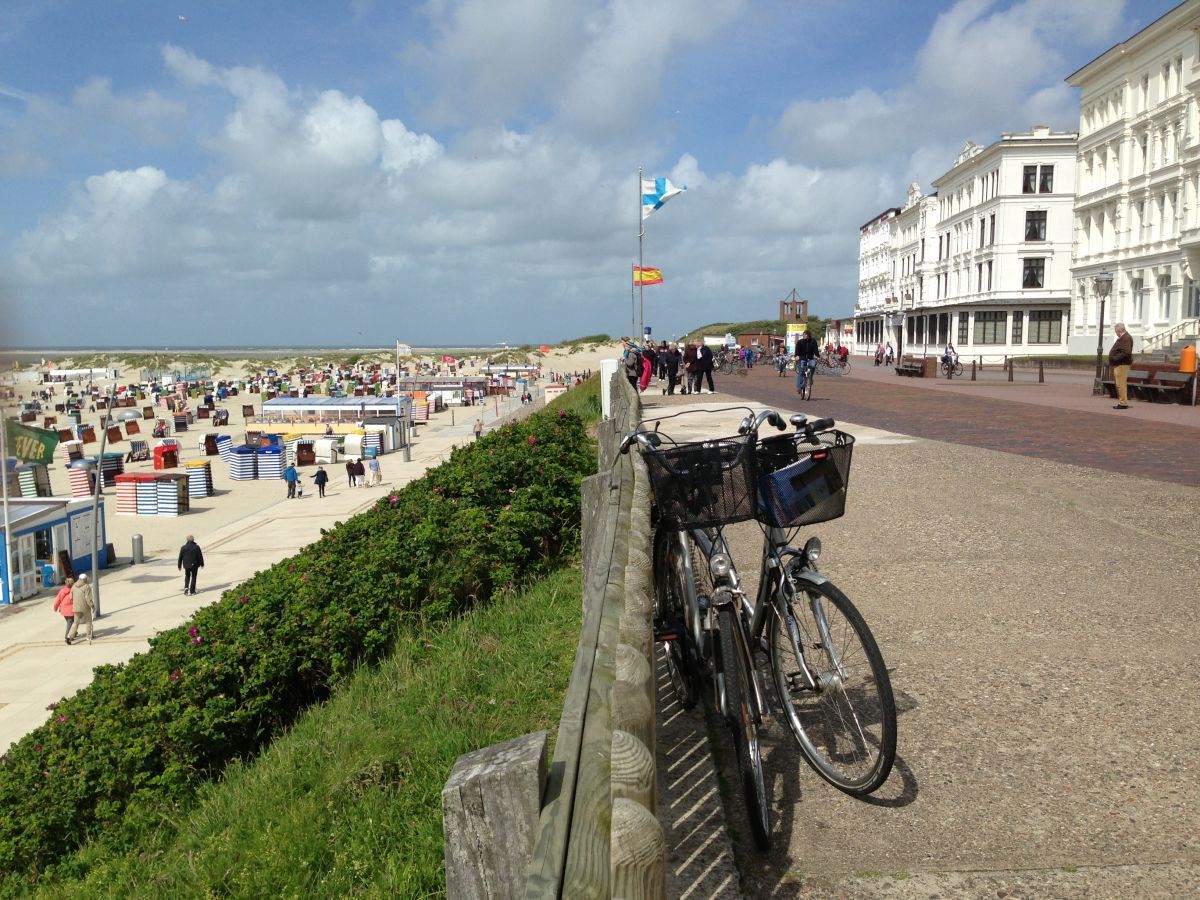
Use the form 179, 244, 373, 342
52, 577, 76, 645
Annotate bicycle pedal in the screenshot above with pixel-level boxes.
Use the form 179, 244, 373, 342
654, 628, 682, 642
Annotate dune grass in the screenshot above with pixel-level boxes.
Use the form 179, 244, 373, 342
32, 567, 583, 899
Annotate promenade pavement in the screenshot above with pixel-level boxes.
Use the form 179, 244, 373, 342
641, 363, 1200, 898
0, 390, 536, 754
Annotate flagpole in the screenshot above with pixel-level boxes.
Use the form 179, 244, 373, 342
1, 419, 13, 606
638, 166, 645, 341
631, 263, 636, 336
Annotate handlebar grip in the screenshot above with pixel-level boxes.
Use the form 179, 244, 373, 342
808, 417, 835, 432
768, 412, 786, 430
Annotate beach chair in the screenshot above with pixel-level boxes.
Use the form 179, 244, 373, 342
126, 440, 150, 463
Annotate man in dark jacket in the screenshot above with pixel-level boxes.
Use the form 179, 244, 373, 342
795, 330, 819, 395
1109, 322, 1134, 409
695, 340, 716, 394
662, 343, 682, 395
681, 341, 698, 394
178, 535, 204, 595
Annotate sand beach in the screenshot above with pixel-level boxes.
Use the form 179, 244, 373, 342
0, 340, 621, 753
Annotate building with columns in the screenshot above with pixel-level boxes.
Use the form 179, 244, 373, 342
1067, 0, 1200, 356
855, 128, 1078, 360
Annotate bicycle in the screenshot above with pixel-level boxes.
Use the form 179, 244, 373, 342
796, 359, 815, 401
623, 408, 897, 849
940, 356, 964, 377
816, 352, 852, 376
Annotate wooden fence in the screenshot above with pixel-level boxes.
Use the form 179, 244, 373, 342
442, 375, 663, 899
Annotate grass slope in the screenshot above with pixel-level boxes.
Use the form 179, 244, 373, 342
32, 567, 582, 899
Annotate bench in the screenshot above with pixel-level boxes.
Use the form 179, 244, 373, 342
1124, 368, 1153, 401
1149, 371, 1196, 404
895, 361, 923, 377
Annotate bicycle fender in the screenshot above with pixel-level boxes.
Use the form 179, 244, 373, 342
788, 568, 828, 588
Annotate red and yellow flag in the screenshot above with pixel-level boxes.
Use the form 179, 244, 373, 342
633, 265, 663, 286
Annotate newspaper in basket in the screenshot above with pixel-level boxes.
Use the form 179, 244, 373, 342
756, 431, 854, 528
643, 434, 757, 530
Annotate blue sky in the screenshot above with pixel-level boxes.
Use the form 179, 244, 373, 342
0, 0, 1177, 347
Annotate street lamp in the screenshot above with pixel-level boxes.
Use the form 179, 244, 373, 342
1092, 271, 1114, 395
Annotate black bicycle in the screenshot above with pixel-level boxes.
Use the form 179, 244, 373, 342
625, 408, 897, 849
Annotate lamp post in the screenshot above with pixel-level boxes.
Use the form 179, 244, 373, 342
1091, 270, 1114, 395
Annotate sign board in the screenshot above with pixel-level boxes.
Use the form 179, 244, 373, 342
785, 323, 808, 353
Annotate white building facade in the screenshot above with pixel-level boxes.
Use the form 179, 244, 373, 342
855, 206, 901, 349
1067, 0, 1200, 355
854, 128, 1078, 360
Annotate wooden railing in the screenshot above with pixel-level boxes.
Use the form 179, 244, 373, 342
1140, 318, 1200, 354
442, 374, 663, 899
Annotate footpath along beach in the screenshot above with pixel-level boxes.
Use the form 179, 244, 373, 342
0, 344, 613, 755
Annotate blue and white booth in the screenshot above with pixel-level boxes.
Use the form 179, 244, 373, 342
0, 496, 108, 604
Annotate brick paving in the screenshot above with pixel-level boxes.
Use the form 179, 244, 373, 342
721, 357, 1200, 486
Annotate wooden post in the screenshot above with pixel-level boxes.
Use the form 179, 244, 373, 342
1038, 360, 1045, 383
442, 730, 548, 900
1008, 359, 1014, 382
971, 360, 977, 381
611, 798, 666, 900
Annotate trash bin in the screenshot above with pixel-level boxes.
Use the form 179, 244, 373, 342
41, 565, 56, 588
1180, 343, 1197, 374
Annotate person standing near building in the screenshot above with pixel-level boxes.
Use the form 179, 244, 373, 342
368, 455, 382, 485
473, 419, 483, 441
283, 462, 299, 498
67, 573, 94, 644
178, 535, 204, 595
1109, 322, 1134, 409
53, 577, 76, 645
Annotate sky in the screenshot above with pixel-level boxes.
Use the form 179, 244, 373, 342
0, 0, 1179, 348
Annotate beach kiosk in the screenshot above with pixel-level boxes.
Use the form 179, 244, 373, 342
0, 496, 108, 604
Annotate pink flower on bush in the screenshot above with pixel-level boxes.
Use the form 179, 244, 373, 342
188, 626, 199, 637
302, 574, 309, 583
507, 488, 515, 494
248, 624, 257, 632
45, 702, 57, 711
56, 715, 66, 723
433, 486, 443, 494
528, 436, 537, 445
34, 744, 41, 751
192, 636, 203, 645
558, 410, 566, 417
170, 669, 181, 682
239, 595, 249, 605
389, 495, 399, 505
289, 565, 295, 573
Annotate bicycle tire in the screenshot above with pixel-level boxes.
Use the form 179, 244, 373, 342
953, 361, 963, 376
769, 577, 896, 795
716, 604, 771, 850
800, 369, 813, 401
652, 529, 700, 709
841, 359, 852, 374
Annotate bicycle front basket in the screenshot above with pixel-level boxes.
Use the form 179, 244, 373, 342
756, 430, 854, 528
643, 434, 757, 529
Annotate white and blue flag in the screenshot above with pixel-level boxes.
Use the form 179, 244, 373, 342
641, 177, 686, 220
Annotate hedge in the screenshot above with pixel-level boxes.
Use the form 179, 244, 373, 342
0, 407, 594, 887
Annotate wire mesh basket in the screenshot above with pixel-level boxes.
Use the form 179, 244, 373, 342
756, 430, 854, 528
643, 434, 758, 529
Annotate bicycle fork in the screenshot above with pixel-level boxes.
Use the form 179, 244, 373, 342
711, 587, 769, 725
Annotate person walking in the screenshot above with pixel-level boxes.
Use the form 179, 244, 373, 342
354, 457, 367, 487
283, 462, 299, 498
473, 419, 483, 441
53, 577, 76, 645
178, 535, 204, 595
345, 458, 357, 487
311, 465, 329, 498
1109, 322, 1134, 409
368, 455, 382, 486
663, 343, 681, 395
696, 340, 716, 394
681, 341, 697, 395
67, 573, 94, 644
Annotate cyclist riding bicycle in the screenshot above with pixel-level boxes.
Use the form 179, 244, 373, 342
794, 330, 819, 394
941, 342, 957, 368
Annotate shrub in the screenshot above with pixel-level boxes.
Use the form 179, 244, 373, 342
0, 408, 595, 888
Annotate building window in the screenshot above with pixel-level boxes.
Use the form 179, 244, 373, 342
1025, 210, 1047, 241
958, 313, 969, 344
1039, 166, 1054, 193
979, 218, 985, 248
1158, 274, 1171, 319
1011, 311, 1023, 345
974, 310, 1007, 344
976, 262, 983, 292
1022, 257, 1046, 289
1130, 276, 1144, 320
989, 213, 995, 245
1028, 310, 1062, 344
1023, 165, 1037, 193
987, 260, 993, 291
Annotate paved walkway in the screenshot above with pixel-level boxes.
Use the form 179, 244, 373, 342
639, 374, 1200, 898
0, 390, 537, 753
721, 356, 1199, 485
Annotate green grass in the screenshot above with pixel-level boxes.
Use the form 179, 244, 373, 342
680, 317, 830, 344
545, 374, 600, 422
32, 567, 584, 899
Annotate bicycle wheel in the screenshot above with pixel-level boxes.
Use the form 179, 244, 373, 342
952, 361, 964, 376
800, 370, 813, 401
716, 604, 771, 850
841, 359, 851, 374
769, 577, 896, 795
652, 529, 700, 709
